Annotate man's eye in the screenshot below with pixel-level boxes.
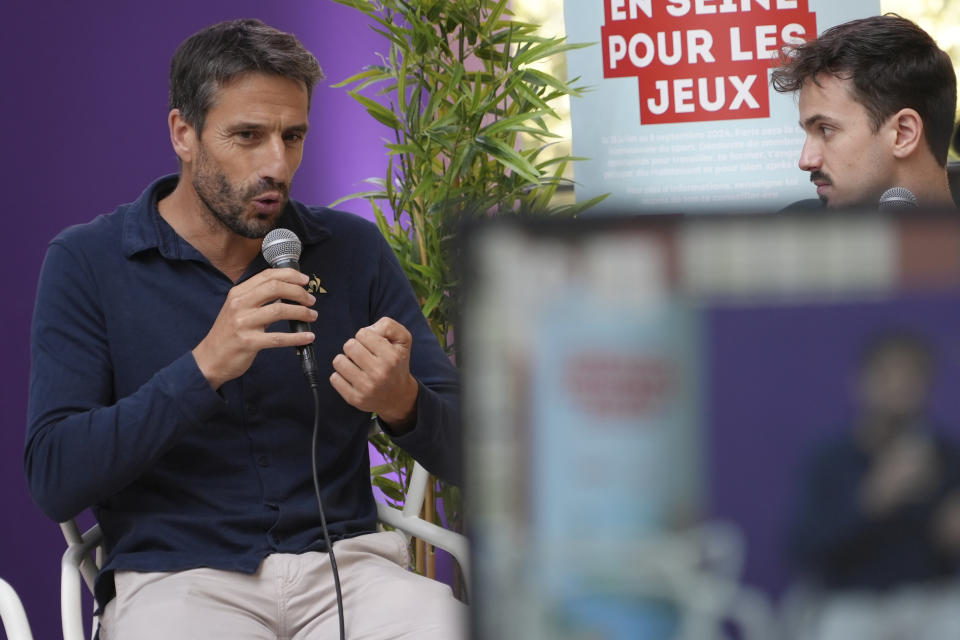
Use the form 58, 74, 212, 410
236, 131, 257, 140
284, 133, 304, 143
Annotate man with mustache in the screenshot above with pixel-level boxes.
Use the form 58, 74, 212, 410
772, 15, 958, 210
25, 19, 464, 639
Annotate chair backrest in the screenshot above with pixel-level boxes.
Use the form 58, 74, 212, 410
59, 521, 102, 640
0, 577, 35, 640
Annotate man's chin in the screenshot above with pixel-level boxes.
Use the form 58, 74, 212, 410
230, 215, 279, 240
820, 194, 877, 210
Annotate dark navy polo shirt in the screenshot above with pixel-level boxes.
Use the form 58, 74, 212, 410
25, 175, 460, 603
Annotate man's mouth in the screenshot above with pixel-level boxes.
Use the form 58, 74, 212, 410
810, 172, 832, 196
252, 192, 284, 215
254, 191, 282, 204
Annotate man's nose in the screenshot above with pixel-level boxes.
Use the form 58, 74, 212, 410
798, 137, 821, 172
258, 136, 291, 184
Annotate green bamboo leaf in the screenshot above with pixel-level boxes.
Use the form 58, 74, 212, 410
331, 67, 389, 89
329, 0, 376, 14
372, 477, 406, 503
421, 288, 444, 318
512, 39, 593, 68
369, 24, 412, 52
329, 189, 387, 207
385, 142, 422, 155
407, 260, 444, 282
370, 463, 398, 478
350, 91, 401, 129
372, 201, 394, 238
479, 109, 550, 136
555, 192, 612, 217
474, 135, 541, 183
536, 154, 590, 170
489, 123, 560, 140
521, 68, 578, 96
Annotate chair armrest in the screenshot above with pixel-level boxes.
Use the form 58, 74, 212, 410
376, 501, 470, 596
61, 523, 102, 640
0, 577, 34, 640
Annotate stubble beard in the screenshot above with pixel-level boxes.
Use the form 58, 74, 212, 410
193, 144, 290, 239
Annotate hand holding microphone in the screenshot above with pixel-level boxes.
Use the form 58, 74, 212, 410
261, 228, 322, 387
192, 266, 317, 391
191, 228, 319, 391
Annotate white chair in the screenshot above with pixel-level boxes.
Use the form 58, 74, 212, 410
0, 577, 34, 640
59, 459, 469, 640
619, 521, 778, 640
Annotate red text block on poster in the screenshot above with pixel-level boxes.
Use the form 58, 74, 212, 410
601, 0, 818, 124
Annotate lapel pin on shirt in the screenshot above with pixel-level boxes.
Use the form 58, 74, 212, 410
307, 275, 327, 295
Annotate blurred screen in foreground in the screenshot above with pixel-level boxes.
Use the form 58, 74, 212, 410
462, 210, 960, 640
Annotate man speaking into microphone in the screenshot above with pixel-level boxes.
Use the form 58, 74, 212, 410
772, 14, 958, 210
25, 18, 464, 639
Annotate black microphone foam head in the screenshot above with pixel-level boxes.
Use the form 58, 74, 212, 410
261, 228, 302, 267
878, 187, 918, 210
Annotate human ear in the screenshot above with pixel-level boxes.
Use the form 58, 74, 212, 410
891, 108, 923, 159
168, 109, 198, 164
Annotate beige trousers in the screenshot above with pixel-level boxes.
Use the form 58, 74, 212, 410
99, 531, 466, 640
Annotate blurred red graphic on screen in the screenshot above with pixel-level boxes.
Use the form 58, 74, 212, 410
602, 0, 818, 124
564, 352, 677, 419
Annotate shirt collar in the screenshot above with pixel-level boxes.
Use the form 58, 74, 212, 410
121, 174, 332, 260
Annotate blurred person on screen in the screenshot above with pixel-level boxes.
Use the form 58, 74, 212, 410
786, 331, 960, 640
773, 15, 958, 211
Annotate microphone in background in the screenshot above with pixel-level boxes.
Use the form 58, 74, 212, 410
261, 228, 321, 388
879, 187, 918, 211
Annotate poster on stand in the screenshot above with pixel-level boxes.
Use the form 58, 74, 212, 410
564, 0, 880, 213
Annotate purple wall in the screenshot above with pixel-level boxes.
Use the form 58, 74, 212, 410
1, 2, 388, 638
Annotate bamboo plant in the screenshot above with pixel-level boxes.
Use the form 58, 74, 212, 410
331, 0, 606, 586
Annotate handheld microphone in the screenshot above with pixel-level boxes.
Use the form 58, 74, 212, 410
879, 187, 918, 211
261, 228, 321, 388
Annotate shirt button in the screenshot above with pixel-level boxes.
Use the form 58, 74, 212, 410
245, 402, 258, 415
257, 455, 270, 467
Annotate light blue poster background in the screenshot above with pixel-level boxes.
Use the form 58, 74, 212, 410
564, 0, 881, 213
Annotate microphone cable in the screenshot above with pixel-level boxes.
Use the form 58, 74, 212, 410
263, 228, 345, 637
310, 384, 346, 640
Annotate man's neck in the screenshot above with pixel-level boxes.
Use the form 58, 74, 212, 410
157, 179, 261, 282
893, 159, 958, 210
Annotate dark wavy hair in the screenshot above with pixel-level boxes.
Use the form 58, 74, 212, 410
772, 14, 956, 166
169, 19, 324, 135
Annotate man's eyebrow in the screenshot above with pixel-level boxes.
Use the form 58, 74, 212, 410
224, 122, 310, 133
224, 121, 265, 133
800, 114, 836, 129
